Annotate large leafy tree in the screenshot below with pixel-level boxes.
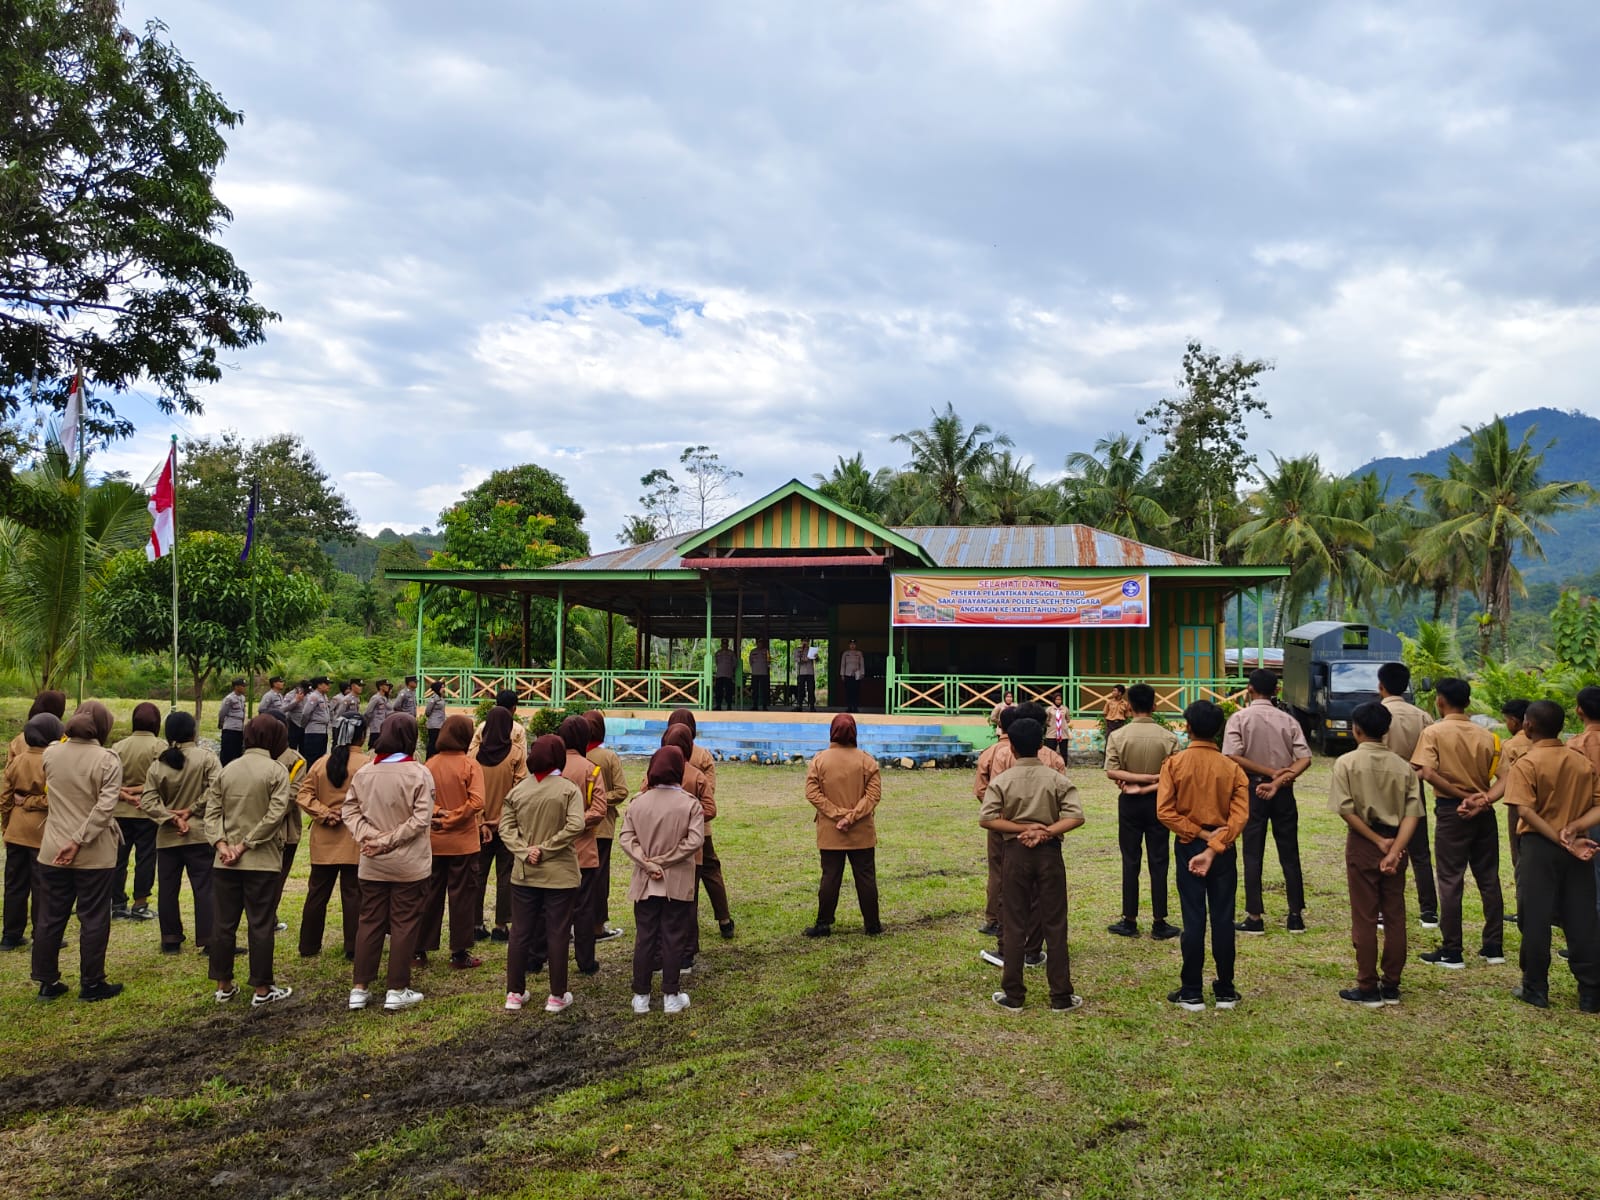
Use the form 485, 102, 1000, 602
1, 2, 275, 468
1140, 342, 1272, 559
1412, 418, 1592, 660
1060, 433, 1172, 543
814, 452, 895, 520
97, 530, 323, 715
0, 441, 147, 688
891, 403, 1013, 524
176, 432, 358, 582
453, 464, 588, 559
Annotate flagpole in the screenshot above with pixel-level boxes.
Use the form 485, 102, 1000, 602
247, 478, 259, 716
169, 435, 180, 712
75, 365, 87, 706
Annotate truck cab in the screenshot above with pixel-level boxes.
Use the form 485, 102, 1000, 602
1281, 622, 1407, 753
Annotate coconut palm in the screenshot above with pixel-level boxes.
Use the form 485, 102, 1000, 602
1320, 472, 1391, 619
1060, 434, 1173, 543
0, 444, 149, 689
1411, 418, 1592, 660
891, 403, 1013, 524
970, 451, 1055, 526
813, 453, 896, 520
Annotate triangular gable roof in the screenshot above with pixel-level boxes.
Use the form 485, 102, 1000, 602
678, 479, 936, 565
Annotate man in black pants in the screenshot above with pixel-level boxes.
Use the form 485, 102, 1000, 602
1223, 670, 1313, 935
1104, 683, 1181, 940
1377, 663, 1440, 927
217, 678, 247, 765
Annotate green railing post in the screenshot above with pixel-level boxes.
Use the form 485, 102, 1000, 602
554, 583, 565, 706
1256, 586, 1266, 674
413, 584, 426, 700
472, 592, 481, 668
703, 583, 713, 709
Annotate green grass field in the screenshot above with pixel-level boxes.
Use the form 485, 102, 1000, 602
0, 700, 1595, 1199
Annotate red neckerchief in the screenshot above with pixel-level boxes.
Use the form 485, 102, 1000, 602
378, 753, 413, 764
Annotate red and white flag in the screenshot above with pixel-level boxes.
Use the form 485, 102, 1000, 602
61, 370, 84, 455
146, 445, 176, 561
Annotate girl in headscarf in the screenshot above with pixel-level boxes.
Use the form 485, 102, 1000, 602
660, 724, 716, 973
138, 711, 221, 953
2, 713, 62, 950
585, 711, 629, 942
559, 715, 609, 978
35, 701, 123, 1001
6, 690, 66, 763
207, 715, 294, 1006
619, 746, 704, 1014
343, 714, 433, 1012
802, 714, 883, 937
294, 715, 367, 959
421, 715, 485, 969
665, 713, 735, 944
469, 705, 527, 942
499, 734, 585, 1012
270, 711, 306, 928
109, 702, 163, 921
469, 689, 527, 755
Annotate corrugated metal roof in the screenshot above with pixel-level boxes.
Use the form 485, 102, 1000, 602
555, 524, 1210, 571
891, 526, 1213, 569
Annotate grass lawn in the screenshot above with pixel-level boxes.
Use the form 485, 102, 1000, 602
0, 701, 1595, 1198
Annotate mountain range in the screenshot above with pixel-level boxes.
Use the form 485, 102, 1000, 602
1353, 406, 1600, 583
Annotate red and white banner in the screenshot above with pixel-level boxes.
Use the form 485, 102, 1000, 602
146, 445, 176, 561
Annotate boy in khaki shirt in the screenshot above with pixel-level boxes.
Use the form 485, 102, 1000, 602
979, 718, 1084, 1012
1104, 683, 1181, 940
1330, 703, 1423, 1008
1502, 700, 1600, 1011
1156, 701, 1250, 1011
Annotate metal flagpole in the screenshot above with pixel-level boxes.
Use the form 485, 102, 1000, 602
75, 365, 87, 706
247, 478, 260, 715
169, 435, 181, 711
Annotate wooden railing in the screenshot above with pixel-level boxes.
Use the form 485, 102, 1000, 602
890, 674, 1251, 717
423, 668, 707, 710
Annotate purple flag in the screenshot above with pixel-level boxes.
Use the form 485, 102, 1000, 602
240, 479, 259, 561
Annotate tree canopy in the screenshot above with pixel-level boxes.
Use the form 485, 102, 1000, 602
450, 464, 588, 559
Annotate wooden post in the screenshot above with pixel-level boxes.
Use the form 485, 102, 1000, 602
605, 610, 614, 671
520, 592, 531, 669
734, 585, 744, 707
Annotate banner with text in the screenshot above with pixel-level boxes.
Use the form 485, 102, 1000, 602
891, 574, 1151, 628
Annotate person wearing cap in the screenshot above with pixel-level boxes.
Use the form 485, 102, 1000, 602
423, 679, 448, 758
713, 640, 737, 710
218, 678, 248, 765
2, 712, 62, 950
284, 680, 310, 752
300, 678, 332, 766
748, 640, 771, 711
35, 702, 125, 1002
364, 680, 394, 750
110, 703, 163, 922
394, 676, 418, 722
839, 640, 866, 714
259, 676, 287, 720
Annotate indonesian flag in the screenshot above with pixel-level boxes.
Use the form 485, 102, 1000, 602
61, 370, 84, 455
146, 445, 176, 561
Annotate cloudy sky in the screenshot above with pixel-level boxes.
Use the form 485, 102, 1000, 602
100, 0, 1600, 547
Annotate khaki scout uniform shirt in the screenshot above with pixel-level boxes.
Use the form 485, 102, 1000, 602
205, 747, 291, 872
1103, 696, 1133, 723
587, 745, 629, 840
139, 743, 220, 849
979, 759, 1083, 840
1156, 741, 1250, 854
1104, 717, 1180, 793
1380, 696, 1432, 762
111, 730, 162, 821
1410, 713, 1498, 806
295, 750, 367, 866
1221, 699, 1310, 773
1328, 740, 1424, 830
40, 739, 124, 869
805, 744, 881, 850
500, 772, 585, 889
974, 736, 1066, 800
1504, 740, 1600, 835
2, 745, 49, 849
1496, 730, 1532, 782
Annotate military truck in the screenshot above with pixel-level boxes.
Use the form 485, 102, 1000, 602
1281, 622, 1407, 753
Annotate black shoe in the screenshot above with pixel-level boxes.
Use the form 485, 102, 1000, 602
1150, 920, 1181, 941
1559, 948, 1570, 961
578, 963, 601, 977
864, 925, 884, 936
1339, 987, 1384, 1009
595, 926, 625, 943
1579, 991, 1600, 1014
1420, 949, 1464, 969
1024, 952, 1046, 968
127, 904, 156, 922
529, 960, 545, 975
719, 920, 736, 939
1107, 918, 1138, 938
1419, 910, 1439, 929
1235, 917, 1265, 936
37, 980, 69, 1001
111, 904, 131, 920
991, 991, 1024, 1011
80, 981, 124, 1002
1212, 985, 1242, 1010
803, 924, 832, 938
1167, 988, 1205, 1012
1508, 912, 1519, 928
1380, 984, 1401, 1006
490, 927, 509, 943
0, 936, 26, 950
1286, 912, 1307, 934
473, 926, 491, 943
161, 943, 184, 955
1511, 986, 1549, 1009
977, 921, 1001, 937
1478, 946, 1506, 965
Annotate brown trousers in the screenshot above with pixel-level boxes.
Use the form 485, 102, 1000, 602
421, 853, 480, 955
31, 865, 113, 987
507, 884, 577, 998
210, 868, 280, 989
275, 840, 298, 908
697, 834, 731, 923
475, 833, 512, 930
633, 896, 694, 996
1000, 838, 1075, 1007
1345, 829, 1408, 991
353, 877, 429, 991
157, 843, 214, 949
1434, 804, 1504, 955
300, 863, 360, 957
594, 837, 614, 930
816, 848, 881, 931
1517, 833, 1600, 1000
572, 866, 599, 972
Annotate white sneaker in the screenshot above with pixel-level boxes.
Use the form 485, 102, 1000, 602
979, 949, 1004, 968
383, 987, 424, 1012
275, 921, 288, 933
214, 985, 238, 1004
251, 984, 293, 1007
545, 991, 574, 1012
504, 990, 530, 1011
663, 992, 691, 1014
631, 993, 651, 1015
348, 987, 370, 1010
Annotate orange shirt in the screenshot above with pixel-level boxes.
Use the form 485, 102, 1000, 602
1504, 740, 1600, 834
1156, 741, 1250, 854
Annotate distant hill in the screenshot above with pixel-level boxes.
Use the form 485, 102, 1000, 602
325, 528, 444, 581
1353, 407, 1600, 583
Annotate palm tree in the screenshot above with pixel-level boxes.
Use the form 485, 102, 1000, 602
1412, 418, 1592, 660
813, 453, 896, 519
970, 451, 1055, 526
891, 403, 1013, 524
1390, 484, 1475, 628
1060, 434, 1173, 543
0, 445, 149, 690
1320, 472, 1390, 619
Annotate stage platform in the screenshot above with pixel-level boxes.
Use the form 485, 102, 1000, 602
600, 710, 991, 765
